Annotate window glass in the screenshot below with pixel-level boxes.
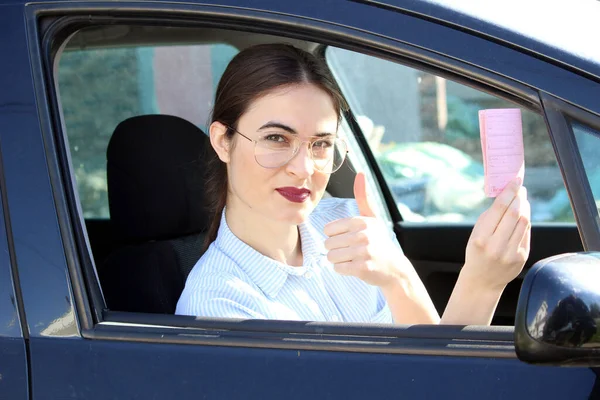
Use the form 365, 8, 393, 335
338, 118, 392, 223
326, 47, 574, 223
58, 42, 238, 218
572, 121, 600, 218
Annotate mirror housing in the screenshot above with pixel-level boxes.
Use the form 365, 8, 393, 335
515, 252, 600, 366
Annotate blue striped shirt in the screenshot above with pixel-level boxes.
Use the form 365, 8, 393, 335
175, 197, 394, 323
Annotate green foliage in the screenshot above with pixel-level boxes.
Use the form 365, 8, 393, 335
58, 48, 145, 218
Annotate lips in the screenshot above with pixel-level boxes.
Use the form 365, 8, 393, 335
275, 187, 311, 203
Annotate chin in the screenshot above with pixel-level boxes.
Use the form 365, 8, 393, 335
274, 202, 314, 225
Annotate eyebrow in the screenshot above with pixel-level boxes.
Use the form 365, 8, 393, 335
258, 121, 335, 137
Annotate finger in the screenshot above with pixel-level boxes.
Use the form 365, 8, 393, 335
332, 261, 357, 276
471, 177, 522, 241
488, 187, 527, 248
327, 246, 364, 264
353, 172, 376, 218
520, 218, 532, 252
324, 217, 368, 237
324, 230, 368, 251
508, 215, 530, 256
509, 196, 531, 251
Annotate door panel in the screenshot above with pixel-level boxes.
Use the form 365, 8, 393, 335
398, 224, 583, 324
0, 244, 28, 400
0, 338, 28, 400
29, 338, 595, 399
325, 45, 583, 325
0, 4, 30, 400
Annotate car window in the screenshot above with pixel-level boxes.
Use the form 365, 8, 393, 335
58, 42, 238, 218
572, 121, 600, 218
325, 47, 574, 223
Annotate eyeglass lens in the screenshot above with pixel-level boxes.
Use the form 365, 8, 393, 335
254, 133, 347, 172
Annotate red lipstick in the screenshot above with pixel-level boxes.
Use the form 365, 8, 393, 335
276, 187, 311, 203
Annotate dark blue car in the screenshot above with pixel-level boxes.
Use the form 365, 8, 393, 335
3, 0, 600, 398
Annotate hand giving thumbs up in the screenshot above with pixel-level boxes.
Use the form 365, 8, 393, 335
353, 171, 376, 218
323, 172, 413, 288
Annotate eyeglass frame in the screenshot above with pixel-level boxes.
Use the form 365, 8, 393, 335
224, 124, 348, 172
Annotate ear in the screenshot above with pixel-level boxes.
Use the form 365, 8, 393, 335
209, 121, 232, 163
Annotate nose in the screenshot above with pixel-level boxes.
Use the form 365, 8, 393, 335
285, 141, 314, 178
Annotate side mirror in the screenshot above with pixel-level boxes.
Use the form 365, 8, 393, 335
515, 252, 600, 366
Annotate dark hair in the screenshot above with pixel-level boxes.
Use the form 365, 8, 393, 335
203, 43, 348, 249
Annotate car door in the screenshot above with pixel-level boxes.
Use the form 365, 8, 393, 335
9, 0, 598, 398
333, 1, 593, 328
322, 45, 584, 326
0, 4, 32, 400
0, 186, 28, 400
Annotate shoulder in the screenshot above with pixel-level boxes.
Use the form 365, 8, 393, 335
175, 245, 263, 317
184, 244, 243, 288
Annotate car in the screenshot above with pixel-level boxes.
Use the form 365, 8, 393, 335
2, 0, 600, 398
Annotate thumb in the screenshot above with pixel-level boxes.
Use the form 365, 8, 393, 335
353, 172, 376, 218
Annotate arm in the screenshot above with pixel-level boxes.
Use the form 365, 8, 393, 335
324, 173, 529, 326
380, 264, 440, 324
440, 274, 504, 325
441, 178, 531, 325
324, 173, 440, 325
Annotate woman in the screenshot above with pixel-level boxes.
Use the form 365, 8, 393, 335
176, 44, 531, 325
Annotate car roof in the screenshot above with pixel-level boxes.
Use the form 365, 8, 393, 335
23, 0, 600, 80
378, 0, 600, 80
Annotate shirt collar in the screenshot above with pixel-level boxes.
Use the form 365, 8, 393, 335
214, 209, 326, 298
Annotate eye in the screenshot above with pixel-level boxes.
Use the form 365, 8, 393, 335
264, 133, 289, 143
313, 139, 334, 148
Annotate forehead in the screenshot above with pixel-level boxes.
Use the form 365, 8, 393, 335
241, 84, 338, 131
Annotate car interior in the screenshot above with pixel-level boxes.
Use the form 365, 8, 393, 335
57, 23, 584, 325
65, 25, 363, 315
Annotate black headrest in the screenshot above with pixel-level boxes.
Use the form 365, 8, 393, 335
107, 115, 209, 243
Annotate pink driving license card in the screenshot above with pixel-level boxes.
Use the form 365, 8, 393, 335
479, 109, 525, 197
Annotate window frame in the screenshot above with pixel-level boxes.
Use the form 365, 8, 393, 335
29, 3, 579, 357
0, 134, 26, 338
540, 93, 600, 251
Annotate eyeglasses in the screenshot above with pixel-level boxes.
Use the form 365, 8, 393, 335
226, 126, 348, 174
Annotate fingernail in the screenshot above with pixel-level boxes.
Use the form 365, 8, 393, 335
514, 177, 523, 187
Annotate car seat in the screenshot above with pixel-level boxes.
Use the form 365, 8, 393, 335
100, 114, 210, 313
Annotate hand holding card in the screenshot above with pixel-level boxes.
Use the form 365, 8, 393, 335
442, 109, 530, 325
479, 109, 525, 197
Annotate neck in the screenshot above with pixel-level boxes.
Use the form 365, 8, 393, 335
224, 198, 303, 266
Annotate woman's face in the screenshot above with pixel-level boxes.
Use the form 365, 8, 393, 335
219, 83, 338, 226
